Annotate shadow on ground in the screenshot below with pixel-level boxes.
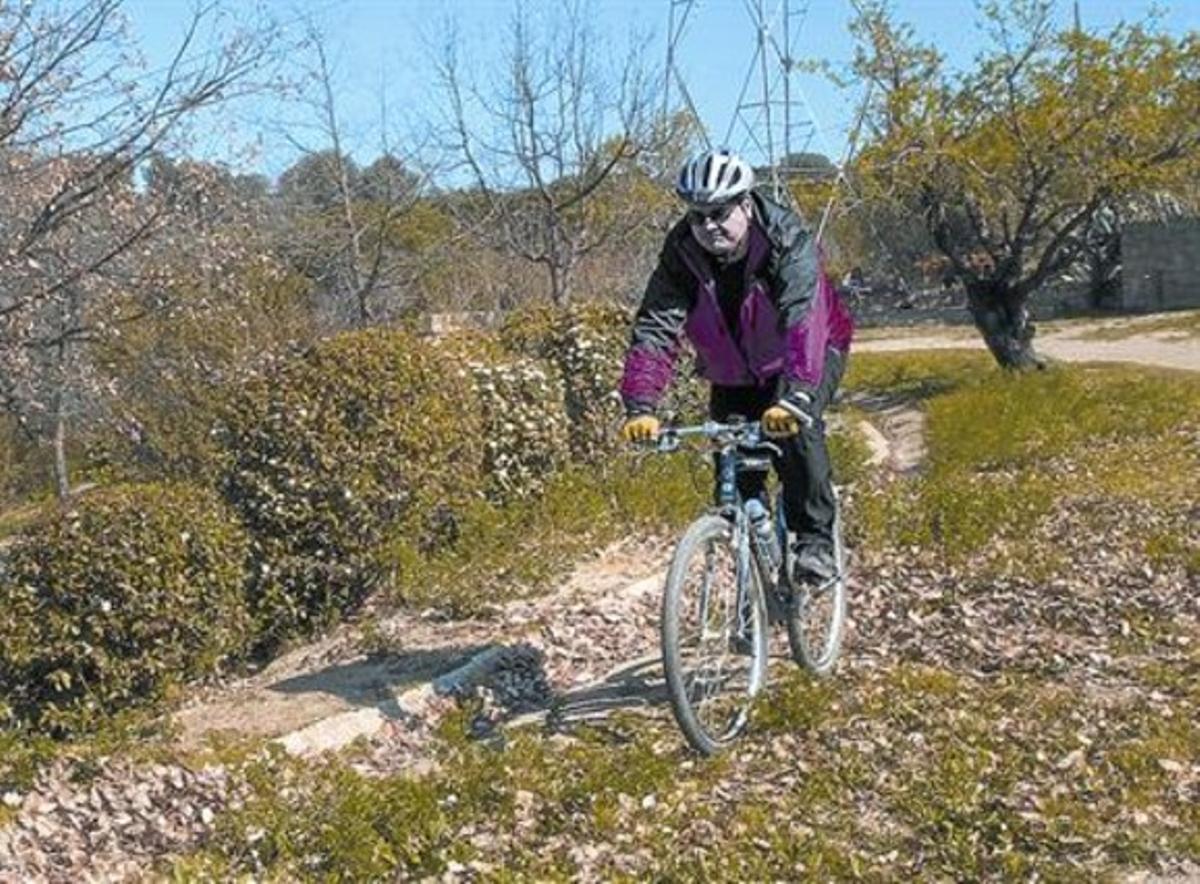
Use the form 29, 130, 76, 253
270, 645, 491, 720
544, 655, 668, 729
517, 648, 809, 738
842, 381, 955, 414
174, 644, 493, 748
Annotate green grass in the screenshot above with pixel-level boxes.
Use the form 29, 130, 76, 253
377, 455, 710, 617
170, 655, 1200, 881
843, 349, 994, 399
378, 415, 870, 617
844, 353, 1200, 568
0, 498, 49, 541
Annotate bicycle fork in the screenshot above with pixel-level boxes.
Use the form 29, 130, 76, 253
734, 514, 757, 645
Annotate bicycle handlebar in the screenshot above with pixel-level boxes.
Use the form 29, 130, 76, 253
651, 420, 783, 458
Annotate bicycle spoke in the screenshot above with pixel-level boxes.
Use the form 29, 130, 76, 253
663, 518, 764, 752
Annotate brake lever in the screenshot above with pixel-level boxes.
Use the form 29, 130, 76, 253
654, 431, 681, 453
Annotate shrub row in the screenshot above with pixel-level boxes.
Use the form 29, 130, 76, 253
0, 306, 656, 734
0, 484, 250, 736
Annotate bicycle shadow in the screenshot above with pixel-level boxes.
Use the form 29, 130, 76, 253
504, 654, 669, 733
521, 647, 801, 732
499, 644, 807, 744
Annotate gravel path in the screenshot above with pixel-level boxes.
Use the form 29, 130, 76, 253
855, 325, 1200, 372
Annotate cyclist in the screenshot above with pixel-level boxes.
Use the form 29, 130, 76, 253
618, 148, 854, 583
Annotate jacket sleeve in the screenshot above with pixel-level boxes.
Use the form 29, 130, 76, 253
618, 244, 692, 416
770, 213, 830, 397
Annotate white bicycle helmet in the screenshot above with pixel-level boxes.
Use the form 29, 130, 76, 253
675, 149, 755, 205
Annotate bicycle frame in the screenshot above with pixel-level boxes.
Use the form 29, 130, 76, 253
657, 420, 782, 635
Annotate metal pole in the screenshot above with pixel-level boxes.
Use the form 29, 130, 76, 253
783, 0, 792, 172
756, 0, 776, 197
665, 0, 676, 117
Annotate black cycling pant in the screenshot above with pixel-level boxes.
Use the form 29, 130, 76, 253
708, 347, 847, 548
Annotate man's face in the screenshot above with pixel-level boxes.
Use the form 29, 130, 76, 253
688, 197, 751, 257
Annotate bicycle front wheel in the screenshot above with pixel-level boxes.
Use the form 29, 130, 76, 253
786, 498, 847, 677
661, 514, 768, 755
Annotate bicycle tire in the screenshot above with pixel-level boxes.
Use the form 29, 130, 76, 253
661, 513, 768, 755
785, 496, 847, 677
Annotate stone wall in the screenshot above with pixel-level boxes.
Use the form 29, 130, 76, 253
1121, 218, 1200, 311
848, 281, 1091, 328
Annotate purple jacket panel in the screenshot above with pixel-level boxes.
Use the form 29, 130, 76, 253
783, 273, 855, 389
683, 283, 750, 386
618, 344, 679, 405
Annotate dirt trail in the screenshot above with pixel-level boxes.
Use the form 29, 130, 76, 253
171, 536, 675, 757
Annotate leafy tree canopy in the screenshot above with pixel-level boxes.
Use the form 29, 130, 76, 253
848, 0, 1200, 367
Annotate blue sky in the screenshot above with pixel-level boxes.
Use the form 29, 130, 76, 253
123, 0, 1197, 180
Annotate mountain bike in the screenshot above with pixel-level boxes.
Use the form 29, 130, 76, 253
652, 419, 846, 755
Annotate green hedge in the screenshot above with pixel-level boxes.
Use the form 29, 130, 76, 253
218, 329, 482, 558
470, 359, 569, 502
499, 302, 709, 458
499, 303, 628, 462
215, 329, 485, 641
0, 483, 250, 737
0, 302, 785, 738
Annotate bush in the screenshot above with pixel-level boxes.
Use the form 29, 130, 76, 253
247, 552, 376, 653
216, 329, 484, 639
0, 483, 250, 737
500, 302, 708, 457
500, 303, 627, 461
470, 359, 570, 502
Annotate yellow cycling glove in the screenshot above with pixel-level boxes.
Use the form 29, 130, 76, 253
761, 406, 800, 437
620, 415, 661, 444
763, 392, 814, 437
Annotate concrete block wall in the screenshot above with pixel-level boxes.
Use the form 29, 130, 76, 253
1122, 218, 1200, 311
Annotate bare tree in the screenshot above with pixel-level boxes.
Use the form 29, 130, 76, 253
0, 0, 281, 499
274, 24, 426, 328
433, 1, 666, 307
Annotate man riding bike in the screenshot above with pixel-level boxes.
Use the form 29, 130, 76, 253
618, 148, 854, 584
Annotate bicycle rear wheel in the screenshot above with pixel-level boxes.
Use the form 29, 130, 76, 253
661, 514, 767, 755
786, 495, 847, 676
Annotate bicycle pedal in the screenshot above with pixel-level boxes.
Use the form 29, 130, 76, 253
728, 633, 755, 656
765, 589, 790, 625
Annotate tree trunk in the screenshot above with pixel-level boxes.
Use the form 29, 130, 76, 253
548, 261, 571, 307
52, 391, 70, 501
965, 281, 1047, 371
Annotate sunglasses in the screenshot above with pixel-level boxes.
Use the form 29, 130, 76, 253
687, 201, 741, 226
